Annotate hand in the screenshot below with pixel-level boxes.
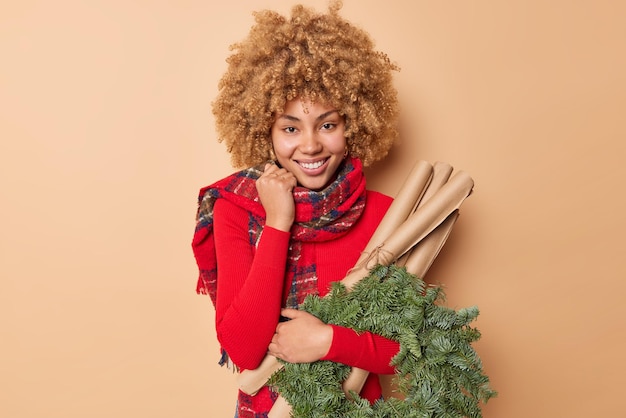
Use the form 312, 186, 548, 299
256, 163, 297, 232
268, 308, 333, 363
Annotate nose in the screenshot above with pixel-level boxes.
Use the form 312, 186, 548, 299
299, 130, 323, 154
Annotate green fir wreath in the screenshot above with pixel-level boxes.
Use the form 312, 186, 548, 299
269, 264, 497, 417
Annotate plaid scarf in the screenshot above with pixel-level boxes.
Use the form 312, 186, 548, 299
192, 156, 366, 310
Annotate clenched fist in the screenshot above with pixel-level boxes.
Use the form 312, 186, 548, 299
256, 163, 298, 232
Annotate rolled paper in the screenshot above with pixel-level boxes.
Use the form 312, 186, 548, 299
403, 210, 459, 279
373, 170, 473, 266
396, 161, 454, 267
379, 373, 404, 400
267, 395, 291, 418
341, 170, 472, 289
416, 161, 454, 209
238, 354, 282, 396
341, 367, 371, 399
358, 160, 434, 257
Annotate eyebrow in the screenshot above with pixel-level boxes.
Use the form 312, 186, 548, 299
278, 110, 339, 123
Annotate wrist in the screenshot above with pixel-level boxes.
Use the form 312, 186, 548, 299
265, 216, 293, 232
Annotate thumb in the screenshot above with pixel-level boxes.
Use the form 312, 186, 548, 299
280, 308, 301, 320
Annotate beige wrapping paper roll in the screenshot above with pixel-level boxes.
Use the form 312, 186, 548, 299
369, 170, 473, 267
403, 211, 459, 279
357, 160, 434, 258
386, 161, 453, 266
341, 169, 473, 289
416, 161, 454, 209
238, 353, 283, 396
398, 160, 454, 267
267, 395, 291, 418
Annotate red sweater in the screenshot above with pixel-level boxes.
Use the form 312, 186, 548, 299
212, 189, 400, 409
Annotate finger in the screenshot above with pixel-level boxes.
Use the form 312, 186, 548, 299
273, 173, 297, 190
263, 168, 288, 180
275, 169, 293, 178
262, 163, 279, 176
283, 172, 297, 185
280, 308, 301, 319
268, 342, 278, 358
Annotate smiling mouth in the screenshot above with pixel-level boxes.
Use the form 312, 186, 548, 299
297, 158, 328, 170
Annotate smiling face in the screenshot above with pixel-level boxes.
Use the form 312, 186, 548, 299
270, 98, 347, 191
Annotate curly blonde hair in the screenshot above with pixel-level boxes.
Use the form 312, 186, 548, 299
212, 0, 400, 168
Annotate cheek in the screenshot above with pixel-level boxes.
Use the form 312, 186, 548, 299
271, 135, 294, 159
327, 134, 347, 154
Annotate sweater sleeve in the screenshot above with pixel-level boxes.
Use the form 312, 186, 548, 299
320, 325, 399, 374
213, 198, 290, 370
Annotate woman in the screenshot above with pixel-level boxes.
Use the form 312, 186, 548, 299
192, 2, 401, 416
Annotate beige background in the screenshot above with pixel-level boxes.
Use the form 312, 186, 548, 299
1, 1, 624, 417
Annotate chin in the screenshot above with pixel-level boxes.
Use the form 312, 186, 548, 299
298, 177, 331, 191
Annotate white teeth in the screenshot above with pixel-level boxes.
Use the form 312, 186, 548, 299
300, 160, 325, 170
